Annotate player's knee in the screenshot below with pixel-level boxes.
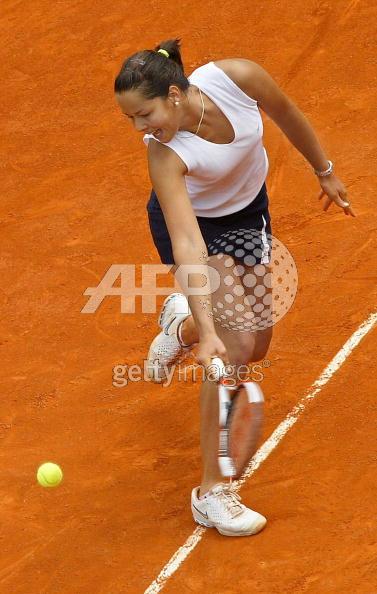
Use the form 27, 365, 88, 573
227, 339, 255, 370
231, 328, 272, 364
250, 328, 273, 362
250, 343, 269, 362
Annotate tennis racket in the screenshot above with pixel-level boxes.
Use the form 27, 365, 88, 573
211, 356, 265, 479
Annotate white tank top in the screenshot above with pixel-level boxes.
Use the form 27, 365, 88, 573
143, 61, 269, 217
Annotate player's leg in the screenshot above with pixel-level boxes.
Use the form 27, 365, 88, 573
193, 256, 269, 535
198, 253, 272, 494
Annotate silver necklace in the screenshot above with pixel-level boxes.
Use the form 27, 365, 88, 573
179, 87, 205, 138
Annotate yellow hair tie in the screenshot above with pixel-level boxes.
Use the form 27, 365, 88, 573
157, 49, 169, 58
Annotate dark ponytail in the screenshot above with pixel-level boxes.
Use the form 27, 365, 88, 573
114, 38, 190, 100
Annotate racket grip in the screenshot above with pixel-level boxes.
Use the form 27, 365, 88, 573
210, 356, 225, 381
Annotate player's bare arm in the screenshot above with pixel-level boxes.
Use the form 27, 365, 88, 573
224, 58, 355, 217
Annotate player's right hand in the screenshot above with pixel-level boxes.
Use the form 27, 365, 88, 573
195, 332, 230, 369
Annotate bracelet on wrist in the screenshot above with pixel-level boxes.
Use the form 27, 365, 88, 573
314, 160, 334, 177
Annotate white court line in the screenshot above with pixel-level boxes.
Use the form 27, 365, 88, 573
144, 311, 377, 594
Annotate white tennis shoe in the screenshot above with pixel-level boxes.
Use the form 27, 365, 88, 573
191, 483, 267, 536
146, 292, 196, 383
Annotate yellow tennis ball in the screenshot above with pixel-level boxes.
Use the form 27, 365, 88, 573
37, 462, 63, 488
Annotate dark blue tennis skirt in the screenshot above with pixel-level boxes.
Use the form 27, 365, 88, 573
146, 181, 272, 266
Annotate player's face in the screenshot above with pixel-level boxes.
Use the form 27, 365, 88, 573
116, 87, 182, 142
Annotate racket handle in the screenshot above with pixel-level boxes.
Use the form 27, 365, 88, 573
210, 356, 225, 381
210, 356, 237, 385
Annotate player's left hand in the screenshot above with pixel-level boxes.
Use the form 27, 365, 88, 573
318, 174, 356, 217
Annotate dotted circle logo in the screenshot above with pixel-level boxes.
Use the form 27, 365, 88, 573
207, 228, 298, 332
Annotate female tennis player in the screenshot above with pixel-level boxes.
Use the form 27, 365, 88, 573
114, 38, 355, 537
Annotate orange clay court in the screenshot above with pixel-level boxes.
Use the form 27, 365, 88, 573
1, 0, 377, 592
